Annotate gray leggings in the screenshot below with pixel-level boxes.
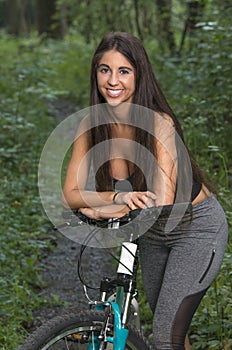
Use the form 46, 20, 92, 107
139, 194, 228, 350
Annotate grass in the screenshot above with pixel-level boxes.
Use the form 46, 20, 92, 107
0, 29, 231, 349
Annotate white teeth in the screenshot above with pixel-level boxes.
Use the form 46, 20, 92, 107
108, 89, 122, 96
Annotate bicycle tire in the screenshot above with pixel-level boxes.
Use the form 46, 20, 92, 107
19, 310, 151, 350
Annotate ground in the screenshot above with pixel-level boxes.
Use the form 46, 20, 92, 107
33, 101, 124, 327
34, 230, 115, 326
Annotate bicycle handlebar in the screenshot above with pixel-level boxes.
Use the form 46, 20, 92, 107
58, 208, 142, 230
56, 202, 192, 231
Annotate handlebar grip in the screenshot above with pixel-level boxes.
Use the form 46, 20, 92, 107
59, 208, 142, 229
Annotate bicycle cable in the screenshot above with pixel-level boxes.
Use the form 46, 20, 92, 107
76, 216, 137, 291
75, 204, 193, 291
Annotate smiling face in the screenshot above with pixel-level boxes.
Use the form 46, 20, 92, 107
96, 50, 135, 105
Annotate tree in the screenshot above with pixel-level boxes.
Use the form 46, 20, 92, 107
36, 0, 62, 38
155, 0, 176, 55
6, 0, 31, 36
178, 0, 206, 54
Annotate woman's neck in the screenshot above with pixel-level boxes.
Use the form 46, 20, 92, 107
110, 123, 136, 140
107, 102, 131, 123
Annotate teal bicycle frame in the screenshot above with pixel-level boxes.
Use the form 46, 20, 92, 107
87, 240, 140, 350
90, 301, 129, 350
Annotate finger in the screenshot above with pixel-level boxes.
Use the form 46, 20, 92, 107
127, 199, 139, 210
146, 191, 157, 200
141, 195, 156, 208
80, 207, 97, 219
131, 199, 145, 209
126, 192, 153, 209
134, 197, 146, 208
144, 199, 155, 208
79, 208, 86, 214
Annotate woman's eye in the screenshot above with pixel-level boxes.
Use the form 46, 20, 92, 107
99, 67, 109, 73
120, 69, 130, 75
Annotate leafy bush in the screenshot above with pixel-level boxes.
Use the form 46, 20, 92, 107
0, 33, 62, 349
0, 5, 231, 347
145, 5, 232, 349
42, 33, 94, 107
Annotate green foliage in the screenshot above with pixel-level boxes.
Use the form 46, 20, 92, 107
190, 248, 232, 349
144, 4, 232, 349
56, 0, 155, 41
0, 32, 62, 349
151, 4, 232, 190
0, 2, 231, 348
43, 33, 94, 107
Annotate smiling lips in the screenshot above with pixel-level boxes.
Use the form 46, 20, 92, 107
106, 89, 123, 97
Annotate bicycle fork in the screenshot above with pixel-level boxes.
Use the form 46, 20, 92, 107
88, 241, 139, 350
89, 301, 129, 350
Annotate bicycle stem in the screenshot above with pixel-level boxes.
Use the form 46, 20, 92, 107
121, 280, 134, 326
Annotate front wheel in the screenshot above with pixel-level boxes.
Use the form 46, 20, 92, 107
19, 310, 151, 350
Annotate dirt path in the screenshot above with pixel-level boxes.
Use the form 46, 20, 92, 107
33, 101, 115, 326
34, 230, 115, 326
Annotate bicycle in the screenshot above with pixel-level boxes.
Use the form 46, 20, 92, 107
19, 208, 154, 350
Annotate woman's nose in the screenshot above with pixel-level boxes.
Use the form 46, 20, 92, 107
108, 71, 119, 86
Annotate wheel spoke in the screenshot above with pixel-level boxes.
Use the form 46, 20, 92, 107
20, 311, 150, 350
64, 337, 70, 350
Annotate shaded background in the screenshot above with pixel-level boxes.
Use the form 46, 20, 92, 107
0, 0, 231, 349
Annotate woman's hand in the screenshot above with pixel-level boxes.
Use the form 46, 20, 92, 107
79, 204, 130, 220
79, 191, 156, 220
114, 191, 156, 210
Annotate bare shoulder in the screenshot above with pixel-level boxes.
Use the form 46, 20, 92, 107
154, 112, 175, 140
75, 113, 92, 138
155, 111, 175, 126
73, 116, 92, 150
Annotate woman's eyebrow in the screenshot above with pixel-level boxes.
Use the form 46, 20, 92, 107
98, 63, 109, 67
119, 66, 133, 71
98, 63, 133, 71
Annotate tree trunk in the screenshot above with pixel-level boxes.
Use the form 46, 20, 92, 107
133, 0, 143, 40
155, 0, 176, 55
59, 2, 68, 37
84, 0, 92, 43
178, 1, 206, 54
36, 0, 61, 38
142, 3, 153, 38
6, 0, 30, 36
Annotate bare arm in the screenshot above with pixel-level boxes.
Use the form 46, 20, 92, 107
153, 113, 177, 206
113, 113, 178, 209
62, 114, 176, 216
62, 123, 155, 217
62, 128, 116, 209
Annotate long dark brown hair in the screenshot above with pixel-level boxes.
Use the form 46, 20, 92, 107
89, 32, 213, 195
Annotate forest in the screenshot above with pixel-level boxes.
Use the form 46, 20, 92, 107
0, 0, 231, 349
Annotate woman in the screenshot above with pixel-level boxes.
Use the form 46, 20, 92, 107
62, 32, 228, 350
